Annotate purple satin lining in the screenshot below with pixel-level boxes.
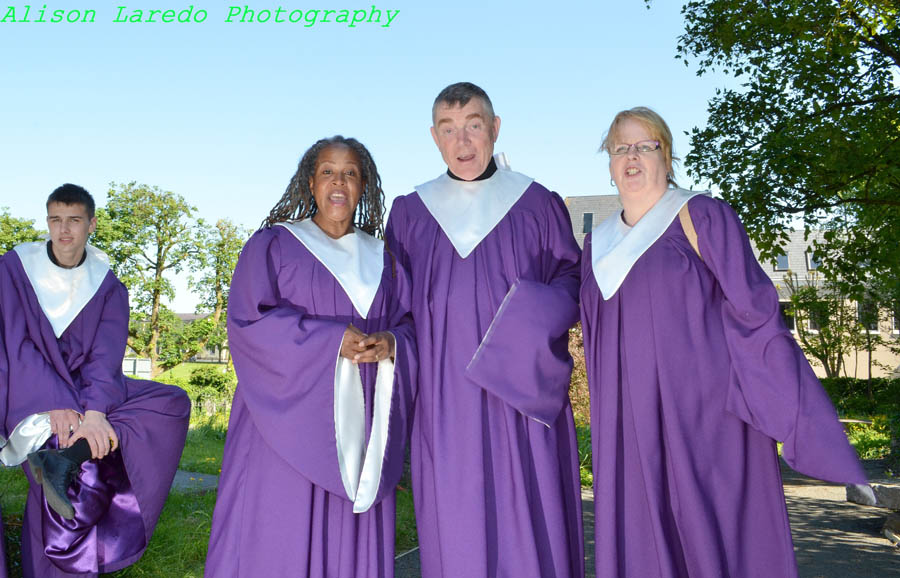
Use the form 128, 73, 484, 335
39, 439, 145, 574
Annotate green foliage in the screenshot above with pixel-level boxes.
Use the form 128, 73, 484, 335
394, 488, 418, 553
821, 377, 899, 463
190, 219, 247, 318
821, 376, 900, 416
106, 491, 218, 577
92, 183, 202, 375
152, 311, 223, 373
845, 417, 892, 460
568, 324, 591, 426
784, 271, 863, 377
0, 208, 42, 254
665, 0, 900, 297
576, 424, 593, 487
179, 412, 229, 476
186, 365, 237, 407
189, 366, 234, 391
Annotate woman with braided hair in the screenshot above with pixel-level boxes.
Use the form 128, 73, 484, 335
205, 136, 418, 578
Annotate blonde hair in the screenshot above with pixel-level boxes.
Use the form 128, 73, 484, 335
600, 107, 679, 187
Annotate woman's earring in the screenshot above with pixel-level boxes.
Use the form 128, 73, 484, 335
609, 178, 616, 187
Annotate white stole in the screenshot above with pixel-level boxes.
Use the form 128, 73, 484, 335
276, 219, 383, 319
13, 241, 110, 338
591, 188, 705, 299
415, 154, 533, 259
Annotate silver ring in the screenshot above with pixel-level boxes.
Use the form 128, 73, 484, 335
69, 425, 74, 433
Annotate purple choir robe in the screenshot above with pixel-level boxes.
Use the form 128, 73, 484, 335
580, 194, 867, 578
385, 181, 585, 577
204, 225, 417, 578
0, 249, 191, 578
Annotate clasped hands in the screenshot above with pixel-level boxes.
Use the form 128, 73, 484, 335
48, 409, 119, 460
340, 325, 395, 364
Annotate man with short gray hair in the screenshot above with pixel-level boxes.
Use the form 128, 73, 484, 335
386, 82, 584, 577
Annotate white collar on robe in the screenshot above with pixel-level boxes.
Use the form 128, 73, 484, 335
276, 219, 384, 319
415, 152, 533, 259
591, 188, 705, 300
13, 241, 110, 338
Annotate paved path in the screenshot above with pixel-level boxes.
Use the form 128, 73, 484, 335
395, 463, 898, 577
171, 470, 219, 493
782, 462, 898, 578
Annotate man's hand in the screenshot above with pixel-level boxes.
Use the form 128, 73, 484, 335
48, 409, 82, 448
354, 331, 396, 364
340, 325, 369, 361
70, 410, 118, 459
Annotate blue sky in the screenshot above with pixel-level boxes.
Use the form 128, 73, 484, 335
0, 0, 733, 309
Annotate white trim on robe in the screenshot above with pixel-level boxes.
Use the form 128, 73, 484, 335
14, 241, 111, 338
415, 153, 533, 259
332, 336, 398, 512
277, 219, 384, 319
591, 188, 706, 300
334, 352, 366, 502
354, 350, 397, 513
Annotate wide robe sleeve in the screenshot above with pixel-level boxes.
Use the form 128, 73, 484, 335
0, 257, 81, 434
76, 280, 129, 414
693, 198, 866, 484
230, 228, 419, 507
464, 191, 581, 425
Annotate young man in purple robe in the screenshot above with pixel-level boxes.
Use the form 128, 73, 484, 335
582, 107, 869, 577
385, 82, 585, 577
0, 184, 191, 578
204, 136, 417, 578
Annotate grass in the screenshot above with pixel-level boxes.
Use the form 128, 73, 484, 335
395, 487, 418, 553
3, 404, 420, 577
178, 412, 229, 476
156, 362, 220, 382
107, 491, 217, 577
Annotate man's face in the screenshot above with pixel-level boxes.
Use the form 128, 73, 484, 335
431, 98, 501, 181
46, 202, 96, 266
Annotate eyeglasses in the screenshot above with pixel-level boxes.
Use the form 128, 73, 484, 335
609, 140, 661, 156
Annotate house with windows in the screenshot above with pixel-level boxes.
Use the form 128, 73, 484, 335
565, 194, 899, 378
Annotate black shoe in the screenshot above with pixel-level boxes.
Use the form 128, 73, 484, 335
26, 450, 79, 519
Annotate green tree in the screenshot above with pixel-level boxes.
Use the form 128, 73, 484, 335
152, 218, 247, 369
188, 218, 248, 363
0, 207, 42, 254
784, 271, 860, 379
665, 0, 899, 295
92, 182, 203, 376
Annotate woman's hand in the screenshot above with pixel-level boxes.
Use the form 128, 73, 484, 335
340, 325, 369, 360
353, 332, 395, 364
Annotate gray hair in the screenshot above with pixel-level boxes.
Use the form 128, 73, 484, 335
432, 82, 495, 123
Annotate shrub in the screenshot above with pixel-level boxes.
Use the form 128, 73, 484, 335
178, 365, 237, 415
189, 366, 234, 392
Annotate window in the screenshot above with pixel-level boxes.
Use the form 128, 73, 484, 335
774, 253, 789, 271
582, 212, 593, 234
857, 301, 879, 333
779, 302, 795, 332
806, 252, 820, 271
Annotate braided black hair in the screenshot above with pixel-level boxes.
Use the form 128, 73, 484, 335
262, 136, 385, 237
